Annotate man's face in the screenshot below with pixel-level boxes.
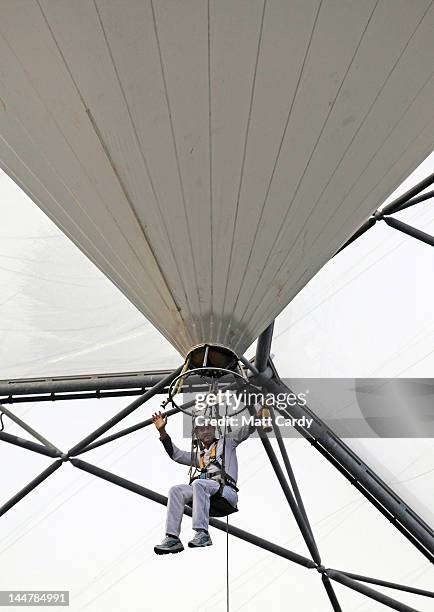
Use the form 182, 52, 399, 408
195, 424, 216, 445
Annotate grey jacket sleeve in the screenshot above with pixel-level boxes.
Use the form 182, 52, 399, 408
229, 417, 257, 447
160, 434, 199, 467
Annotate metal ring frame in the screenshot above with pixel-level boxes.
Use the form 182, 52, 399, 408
167, 366, 258, 417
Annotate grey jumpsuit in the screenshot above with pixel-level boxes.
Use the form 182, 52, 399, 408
160, 421, 256, 535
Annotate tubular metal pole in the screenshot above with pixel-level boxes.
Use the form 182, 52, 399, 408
382, 171, 434, 216
334, 217, 377, 256
334, 171, 434, 256
0, 431, 61, 458
0, 404, 60, 453
276, 401, 434, 563
70, 457, 316, 569
0, 371, 174, 397
0, 460, 63, 518
327, 570, 419, 612
211, 517, 315, 568
335, 570, 434, 599
300, 426, 433, 563
74, 406, 181, 455
67, 366, 183, 457
0, 372, 208, 402
321, 575, 343, 612
239, 355, 259, 376
269, 405, 316, 544
246, 405, 322, 565
269, 407, 344, 612
383, 216, 434, 248
255, 322, 274, 373
262, 366, 434, 563
393, 189, 434, 214
75, 394, 201, 455
1, 385, 210, 405
0, 389, 159, 404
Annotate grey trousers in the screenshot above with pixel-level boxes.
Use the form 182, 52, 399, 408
166, 479, 238, 536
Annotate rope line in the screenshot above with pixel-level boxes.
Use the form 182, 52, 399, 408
226, 515, 230, 612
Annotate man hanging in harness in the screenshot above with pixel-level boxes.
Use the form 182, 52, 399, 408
152, 407, 263, 554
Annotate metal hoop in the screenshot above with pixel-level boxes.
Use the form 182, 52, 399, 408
167, 366, 257, 417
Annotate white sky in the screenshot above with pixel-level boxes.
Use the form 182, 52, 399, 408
1, 153, 434, 610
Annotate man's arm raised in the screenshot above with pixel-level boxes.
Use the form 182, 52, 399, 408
230, 406, 264, 446
152, 411, 197, 467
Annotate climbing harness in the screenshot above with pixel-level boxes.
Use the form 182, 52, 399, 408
188, 405, 239, 518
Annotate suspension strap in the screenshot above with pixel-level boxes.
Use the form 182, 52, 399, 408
172, 356, 191, 396
220, 403, 229, 493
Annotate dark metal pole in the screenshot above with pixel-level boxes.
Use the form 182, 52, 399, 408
383, 216, 434, 248
0, 404, 60, 452
393, 189, 434, 214
334, 171, 434, 256
255, 322, 274, 373
74, 406, 181, 455
262, 366, 434, 564
75, 393, 204, 455
381, 171, 434, 216
70, 457, 316, 569
301, 426, 433, 563
211, 518, 316, 568
321, 574, 343, 612
276, 404, 434, 564
327, 570, 419, 612
67, 366, 183, 457
334, 217, 377, 256
271, 401, 346, 612
0, 389, 163, 404
247, 405, 322, 565
0, 460, 63, 517
1, 384, 210, 405
269, 405, 316, 547
0, 371, 174, 397
0, 371, 208, 403
239, 355, 259, 376
0, 431, 61, 458
73, 384, 234, 455
335, 570, 434, 599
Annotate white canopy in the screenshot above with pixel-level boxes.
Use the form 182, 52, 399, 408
1, 0, 434, 355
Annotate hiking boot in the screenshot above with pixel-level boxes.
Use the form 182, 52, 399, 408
154, 535, 184, 555
188, 531, 213, 548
